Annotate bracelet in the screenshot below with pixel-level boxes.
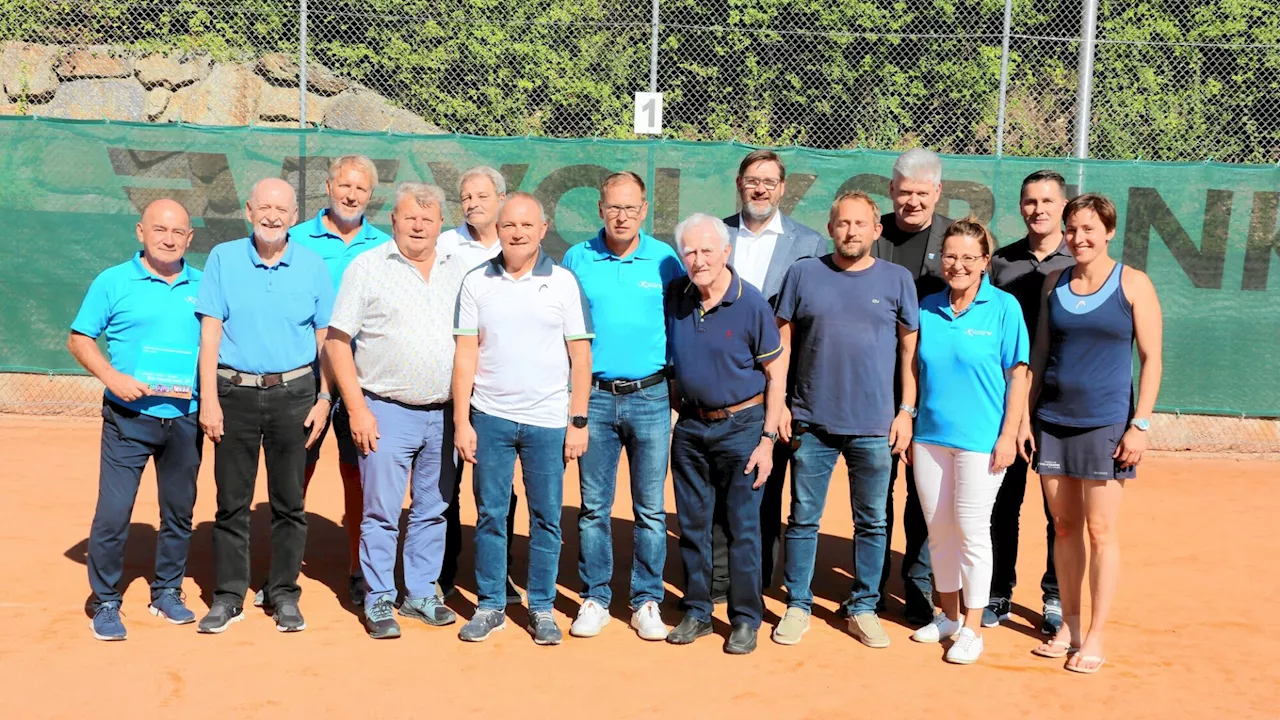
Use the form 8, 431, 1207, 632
317, 392, 333, 403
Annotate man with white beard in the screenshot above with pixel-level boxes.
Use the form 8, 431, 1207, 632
195, 178, 335, 634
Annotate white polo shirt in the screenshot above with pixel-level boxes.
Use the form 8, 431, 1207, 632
454, 250, 594, 428
733, 211, 784, 292
438, 223, 502, 272
329, 241, 467, 406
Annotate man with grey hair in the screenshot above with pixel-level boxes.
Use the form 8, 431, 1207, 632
860, 146, 952, 626
663, 213, 786, 655
196, 178, 334, 634
326, 182, 467, 639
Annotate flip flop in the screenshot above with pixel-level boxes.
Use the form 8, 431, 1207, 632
1065, 655, 1106, 674
1031, 638, 1078, 659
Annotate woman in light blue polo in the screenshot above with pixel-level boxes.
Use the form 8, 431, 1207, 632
909, 218, 1030, 665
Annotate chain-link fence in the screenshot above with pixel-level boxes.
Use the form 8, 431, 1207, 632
2, 0, 1278, 161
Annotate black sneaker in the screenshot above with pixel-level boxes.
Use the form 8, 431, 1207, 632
348, 574, 367, 607
197, 602, 244, 634
666, 614, 714, 645
363, 598, 401, 639
982, 597, 1011, 628
272, 599, 306, 633
527, 610, 563, 645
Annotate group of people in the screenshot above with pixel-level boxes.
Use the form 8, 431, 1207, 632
72, 147, 1162, 674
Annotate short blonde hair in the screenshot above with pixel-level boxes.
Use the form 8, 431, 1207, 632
328, 155, 379, 187
829, 190, 881, 223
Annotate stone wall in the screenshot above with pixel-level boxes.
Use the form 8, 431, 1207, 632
0, 43, 443, 134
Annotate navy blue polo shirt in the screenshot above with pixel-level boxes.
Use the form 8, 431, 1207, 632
775, 256, 918, 436
916, 278, 1029, 453
196, 237, 334, 374
665, 267, 782, 409
70, 252, 203, 419
561, 230, 685, 381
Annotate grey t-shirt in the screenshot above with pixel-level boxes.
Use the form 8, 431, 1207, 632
775, 255, 919, 436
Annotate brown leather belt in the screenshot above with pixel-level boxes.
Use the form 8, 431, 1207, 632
217, 366, 312, 389
686, 394, 764, 421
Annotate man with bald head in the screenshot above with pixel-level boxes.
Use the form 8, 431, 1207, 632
453, 192, 593, 646
69, 199, 204, 640
195, 178, 335, 634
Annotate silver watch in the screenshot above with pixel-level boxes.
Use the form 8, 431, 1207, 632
898, 404, 917, 419
317, 392, 333, 403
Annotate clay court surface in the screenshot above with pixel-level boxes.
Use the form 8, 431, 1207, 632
2, 415, 1276, 719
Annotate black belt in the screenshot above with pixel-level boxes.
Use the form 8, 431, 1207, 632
363, 389, 450, 412
592, 370, 668, 395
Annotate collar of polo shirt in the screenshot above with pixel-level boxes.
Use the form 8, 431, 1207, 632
943, 275, 996, 318
246, 234, 295, 268
483, 249, 555, 280
309, 208, 373, 240
384, 239, 454, 265
588, 229, 660, 262
129, 251, 194, 284
682, 265, 745, 309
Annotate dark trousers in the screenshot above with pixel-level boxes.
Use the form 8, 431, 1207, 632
990, 455, 1059, 603
711, 440, 789, 597
671, 405, 766, 628
879, 460, 935, 617
211, 374, 314, 608
440, 470, 517, 592
88, 401, 201, 606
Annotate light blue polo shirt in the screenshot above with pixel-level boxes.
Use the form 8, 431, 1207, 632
561, 231, 684, 381
290, 209, 391, 290
196, 238, 334, 374
915, 278, 1030, 454
70, 252, 202, 419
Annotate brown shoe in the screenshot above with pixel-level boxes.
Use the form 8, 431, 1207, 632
848, 612, 890, 648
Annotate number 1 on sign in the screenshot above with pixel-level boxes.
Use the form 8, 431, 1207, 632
634, 92, 663, 135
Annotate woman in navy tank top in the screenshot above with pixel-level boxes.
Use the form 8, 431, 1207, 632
1027, 194, 1163, 674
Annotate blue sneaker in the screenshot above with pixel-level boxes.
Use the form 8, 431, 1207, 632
91, 601, 126, 641
149, 589, 196, 625
1041, 598, 1064, 635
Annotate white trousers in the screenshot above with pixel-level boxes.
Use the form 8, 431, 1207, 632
912, 442, 1007, 610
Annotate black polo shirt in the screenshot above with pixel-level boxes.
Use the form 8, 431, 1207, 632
873, 212, 950, 299
989, 236, 1075, 339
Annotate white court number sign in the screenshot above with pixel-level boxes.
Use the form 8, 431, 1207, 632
634, 92, 663, 135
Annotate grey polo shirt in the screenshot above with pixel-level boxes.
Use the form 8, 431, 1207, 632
989, 236, 1075, 339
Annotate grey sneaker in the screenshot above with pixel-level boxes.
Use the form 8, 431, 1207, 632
399, 594, 457, 626
848, 612, 891, 648
364, 598, 401, 639
197, 602, 244, 634
458, 609, 506, 642
771, 607, 811, 646
528, 610, 563, 646
272, 599, 306, 633
252, 588, 266, 608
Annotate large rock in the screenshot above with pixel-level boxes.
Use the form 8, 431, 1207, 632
136, 53, 209, 90
256, 52, 348, 96
257, 84, 327, 125
43, 78, 145, 121
161, 63, 262, 125
1, 42, 61, 101
57, 46, 134, 80
145, 87, 172, 120
323, 92, 443, 135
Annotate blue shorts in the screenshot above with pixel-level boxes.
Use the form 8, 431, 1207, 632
306, 398, 360, 467
1034, 420, 1136, 481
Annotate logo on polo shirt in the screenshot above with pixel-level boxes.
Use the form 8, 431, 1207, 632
964, 328, 992, 337
872, 298, 880, 304
638, 280, 661, 290
185, 296, 197, 304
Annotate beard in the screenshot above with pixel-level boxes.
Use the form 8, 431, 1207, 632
835, 242, 868, 262
330, 202, 363, 225
255, 224, 288, 244
742, 200, 778, 222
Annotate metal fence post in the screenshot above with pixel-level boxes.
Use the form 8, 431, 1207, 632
299, 0, 309, 128
1073, 0, 1099, 159
994, 0, 1012, 156
648, 0, 660, 93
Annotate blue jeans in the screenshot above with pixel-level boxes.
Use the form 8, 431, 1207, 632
670, 404, 766, 628
357, 396, 454, 611
88, 401, 201, 606
881, 461, 935, 616
471, 410, 566, 612
576, 384, 671, 609
785, 430, 892, 615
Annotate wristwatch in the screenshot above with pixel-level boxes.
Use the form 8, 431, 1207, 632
761, 430, 779, 443
317, 392, 333, 403
898, 404, 917, 419
570, 415, 589, 429
1129, 418, 1150, 431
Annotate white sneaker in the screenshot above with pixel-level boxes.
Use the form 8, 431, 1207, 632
630, 601, 668, 641
911, 613, 963, 643
569, 599, 611, 638
945, 627, 984, 664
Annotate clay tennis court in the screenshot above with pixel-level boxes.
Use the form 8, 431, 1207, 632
2, 414, 1275, 719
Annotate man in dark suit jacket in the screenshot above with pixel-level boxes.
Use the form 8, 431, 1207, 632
710, 149, 829, 601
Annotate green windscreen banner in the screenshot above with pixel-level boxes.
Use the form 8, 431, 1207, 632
2, 117, 1278, 416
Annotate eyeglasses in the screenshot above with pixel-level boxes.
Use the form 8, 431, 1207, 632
941, 254, 986, 267
602, 204, 643, 218
740, 177, 781, 190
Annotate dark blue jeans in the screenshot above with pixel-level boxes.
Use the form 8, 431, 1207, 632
472, 411, 566, 612
880, 461, 935, 616
577, 384, 671, 609
785, 430, 892, 615
670, 404, 766, 629
88, 400, 202, 606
